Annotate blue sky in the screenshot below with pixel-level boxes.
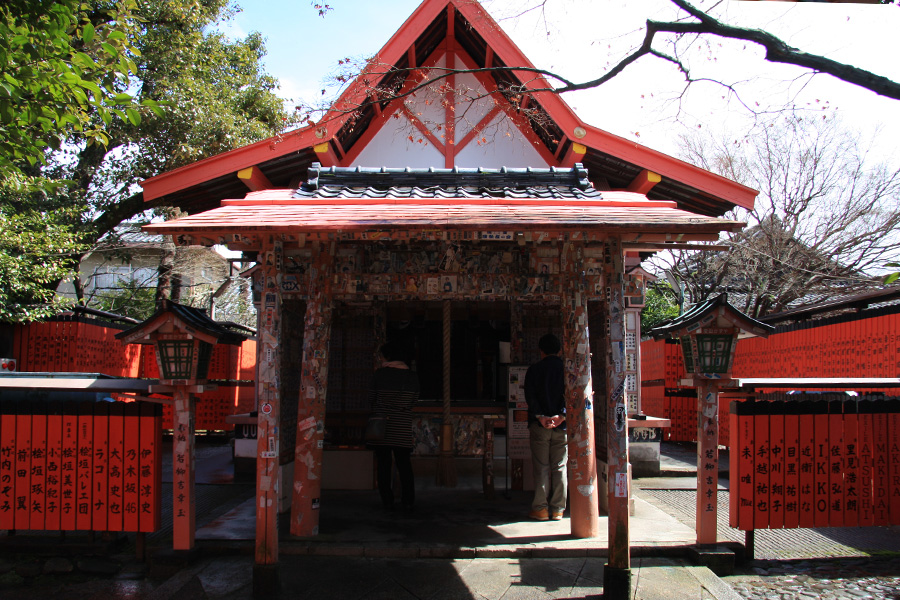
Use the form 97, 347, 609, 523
219, 0, 900, 158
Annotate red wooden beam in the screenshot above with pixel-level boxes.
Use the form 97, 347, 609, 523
559, 142, 587, 168
171, 389, 196, 550
444, 7, 456, 168
455, 104, 504, 153
626, 170, 662, 195
695, 380, 720, 544
255, 240, 283, 567
452, 49, 559, 167
604, 235, 632, 594
401, 106, 448, 154
340, 51, 441, 166
237, 166, 274, 192
313, 142, 341, 168
290, 243, 335, 536
562, 239, 600, 538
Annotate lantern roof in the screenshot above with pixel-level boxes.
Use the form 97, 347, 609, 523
648, 293, 775, 341
116, 299, 248, 346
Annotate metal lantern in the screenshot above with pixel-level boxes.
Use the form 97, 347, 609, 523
155, 336, 214, 381
681, 329, 737, 374
649, 294, 774, 379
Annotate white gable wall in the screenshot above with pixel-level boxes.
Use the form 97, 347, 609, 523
352, 113, 447, 167
350, 51, 548, 169
454, 112, 549, 168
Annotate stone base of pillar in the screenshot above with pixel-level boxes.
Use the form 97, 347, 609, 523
603, 565, 632, 600
253, 563, 281, 598
687, 544, 736, 576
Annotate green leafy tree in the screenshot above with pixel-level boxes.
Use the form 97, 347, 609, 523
2, 0, 292, 321
640, 280, 681, 332
0, 175, 88, 320
0, 0, 157, 175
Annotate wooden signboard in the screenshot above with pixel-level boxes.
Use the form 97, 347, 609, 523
729, 397, 900, 532
0, 399, 161, 533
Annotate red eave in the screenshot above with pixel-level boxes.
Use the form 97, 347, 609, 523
144, 204, 742, 234
579, 125, 758, 210
141, 126, 322, 202
226, 189, 680, 209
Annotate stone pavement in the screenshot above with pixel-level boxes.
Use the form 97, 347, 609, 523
724, 556, 900, 600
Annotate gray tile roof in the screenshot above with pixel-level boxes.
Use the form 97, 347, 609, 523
294, 163, 602, 200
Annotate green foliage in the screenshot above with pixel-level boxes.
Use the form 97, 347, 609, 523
87, 277, 156, 321
2, 0, 292, 323
884, 263, 900, 285
0, 174, 88, 321
0, 0, 160, 175
641, 281, 681, 332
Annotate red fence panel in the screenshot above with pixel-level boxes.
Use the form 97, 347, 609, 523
783, 404, 800, 529
45, 405, 63, 530
891, 402, 900, 525
843, 405, 859, 528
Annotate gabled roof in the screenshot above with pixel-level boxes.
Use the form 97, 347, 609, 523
144, 163, 744, 239
139, 0, 756, 218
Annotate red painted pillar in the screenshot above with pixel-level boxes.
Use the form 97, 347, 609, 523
172, 387, 195, 550
290, 242, 334, 536
603, 235, 631, 596
255, 241, 283, 566
696, 379, 721, 545
561, 237, 600, 538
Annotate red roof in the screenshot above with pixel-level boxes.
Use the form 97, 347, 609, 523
144, 188, 742, 236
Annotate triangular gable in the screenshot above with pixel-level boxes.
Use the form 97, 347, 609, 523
141, 0, 756, 217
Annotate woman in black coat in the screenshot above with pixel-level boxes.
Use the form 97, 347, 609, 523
368, 341, 420, 511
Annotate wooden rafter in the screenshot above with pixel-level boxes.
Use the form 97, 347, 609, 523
626, 169, 662, 195
236, 166, 272, 191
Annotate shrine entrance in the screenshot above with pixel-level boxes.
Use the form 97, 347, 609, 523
280, 298, 581, 489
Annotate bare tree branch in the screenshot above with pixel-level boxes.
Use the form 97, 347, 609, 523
654, 114, 900, 317
301, 0, 899, 137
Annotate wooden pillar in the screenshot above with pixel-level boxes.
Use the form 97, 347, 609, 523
255, 241, 283, 566
603, 235, 632, 596
509, 298, 525, 490
436, 299, 457, 487
696, 379, 721, 545
561, 238, 600, 538
172, 387, 195, 551
290, 242, 334, 536
373, 300, 387, 367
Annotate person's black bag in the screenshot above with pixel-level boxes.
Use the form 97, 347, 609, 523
365, 415, 386, 442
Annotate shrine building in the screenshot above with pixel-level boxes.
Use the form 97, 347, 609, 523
138, 0, 756, 579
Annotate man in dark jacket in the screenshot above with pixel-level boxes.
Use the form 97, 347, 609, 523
524, 333, 567, 521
